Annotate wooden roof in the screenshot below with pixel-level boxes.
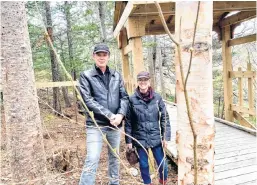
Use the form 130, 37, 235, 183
113, 1, 256, 37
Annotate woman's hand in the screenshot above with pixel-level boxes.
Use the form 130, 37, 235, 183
126, 143, 133, 150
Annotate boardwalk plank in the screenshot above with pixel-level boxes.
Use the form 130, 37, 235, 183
215, 157, 257, 172
215, 148, 257, 160
215, 143, 256, 154
215, 153, 256, 165
236, 180, 257, 185
216, 165, 257, 180
215, 138, 254, 145
215, 134, 253, 141
215, 172, 257, 185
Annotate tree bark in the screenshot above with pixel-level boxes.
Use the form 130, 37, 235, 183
153, 36, 157, 89
148, 47, 156, 89
175, 2, 214, 184
59, 39, 71, 108
1, 2, 47, 183
64, 1, 77, 121
98, 1, 107, 42
157, 47, 166, 99
44, 1, 61, 113
147, 37, 156, 90
64, 1, 76, 80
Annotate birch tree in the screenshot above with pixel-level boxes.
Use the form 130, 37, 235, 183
175, 2, 215, 184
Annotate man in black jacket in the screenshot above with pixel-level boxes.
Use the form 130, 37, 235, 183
79, 43, 129, 185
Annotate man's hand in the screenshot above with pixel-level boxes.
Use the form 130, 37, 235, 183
162, 140, 167, 148
110, 114, 116, 121
126, 143, 132, 150
110, 114, 124, 126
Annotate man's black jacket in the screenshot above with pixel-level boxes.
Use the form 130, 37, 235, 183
79, 66, 129, 127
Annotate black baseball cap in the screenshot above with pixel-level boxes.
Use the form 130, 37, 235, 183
93, 43, 110, 54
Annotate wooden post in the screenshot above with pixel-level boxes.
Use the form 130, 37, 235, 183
238, 67, 243, 107
175, 2, 214, 184
120, 29, 131, 94
238, 67, 243, 124
131, 37, 145, 78
126, 17, 146, 80
222, 26, 233, 121
247, 63, 254, 119
218, 96, 221, 117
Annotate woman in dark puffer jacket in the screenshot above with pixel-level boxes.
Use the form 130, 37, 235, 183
125, 71, 171, 185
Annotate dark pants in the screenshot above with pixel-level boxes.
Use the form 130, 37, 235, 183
137, 144, 168, 184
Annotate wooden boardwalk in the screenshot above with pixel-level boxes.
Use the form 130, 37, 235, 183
165, 103, 257, 185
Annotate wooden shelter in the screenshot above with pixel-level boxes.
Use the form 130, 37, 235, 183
113, 1, 256, 126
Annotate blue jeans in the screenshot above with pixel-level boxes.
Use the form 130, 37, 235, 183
137, 145, 168, 184
79, 126, 121, 185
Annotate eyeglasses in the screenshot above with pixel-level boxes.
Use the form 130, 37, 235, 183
137, 78, 149, 82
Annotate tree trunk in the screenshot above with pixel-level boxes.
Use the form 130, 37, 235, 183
147, 37, 156, 90
156, 46, 166, 98
64, 1, 75, 79
59, 35, 71, 108
60, 76, 71, 108
175, 2, 214, 184
153, 36, 157, 89
64, 1, 77, 121
1, 2, 47, 183
157, 47, 166, 99
98, 1, 107, 42
148, 47, 156, 89
44, 1, 61, 114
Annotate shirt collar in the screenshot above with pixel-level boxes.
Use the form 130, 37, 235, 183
94, 64, 110, 75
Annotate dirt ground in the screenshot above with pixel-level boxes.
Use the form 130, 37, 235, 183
1, 91, 178, 185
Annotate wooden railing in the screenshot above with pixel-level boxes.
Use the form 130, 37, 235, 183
229, 63, 256, 129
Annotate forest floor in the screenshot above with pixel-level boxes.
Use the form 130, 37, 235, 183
1, 90, 178, 185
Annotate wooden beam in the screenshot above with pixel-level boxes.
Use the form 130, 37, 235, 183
113, 2, 123, 31
213, 1, 256, 12
228, 34, 256, 46
222, 26, 233, 121
36, 81, 78, 89
233, 111, 256, 130
117, 30, 122, 49
229, 71, 256, 78
113, 2, 137, 38
123, 42, 132, 55
145, 23, 175, 35
125, 17, 146, 39
232, 105, 256, 116
131, 1, 175, 16
220, 11, 256, 27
